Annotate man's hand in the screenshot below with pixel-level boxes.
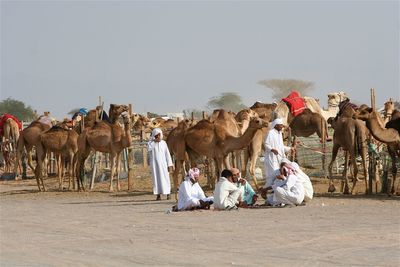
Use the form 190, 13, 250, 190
271, 148, 279, 155
276, 174, 285, 180
239, 178, 247, 186
290, 147, 296, 153
168, 166, 174, 173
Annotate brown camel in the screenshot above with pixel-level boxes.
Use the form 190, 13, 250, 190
354, 107, 400, 194
13, 121, 51, 180
184, 117, 269, 188
76, 104, 131, 192
150, 118, 178, 139
35, 126, 79, 191
328, 116, 369, 194
166, 118, 197, 195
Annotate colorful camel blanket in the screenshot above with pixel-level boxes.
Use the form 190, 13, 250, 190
0, 114, 22, 136
282, 91, 306, 116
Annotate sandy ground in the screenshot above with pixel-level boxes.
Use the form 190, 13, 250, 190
1, 176, 400, 267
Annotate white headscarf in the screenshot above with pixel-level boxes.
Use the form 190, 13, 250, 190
150, 128, 163, 140
270, 118, 284, 129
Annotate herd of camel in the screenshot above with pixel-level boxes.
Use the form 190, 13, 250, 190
1, 91, 399, 196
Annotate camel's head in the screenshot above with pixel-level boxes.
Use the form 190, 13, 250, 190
109, 104, 129, 117
353, 107, 373, 121
249, 117, 269, 129
235, 108, 259, 123
384, 99, 395, 115
328, 91, 349, 107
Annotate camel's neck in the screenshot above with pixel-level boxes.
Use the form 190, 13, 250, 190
365, 111, 400, 143
224, 125, 259, 152
239, 119, 250, 135
122, 123, 132, 148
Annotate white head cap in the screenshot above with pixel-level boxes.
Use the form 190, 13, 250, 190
150, 128, 163, 140
270, 118, 284, 129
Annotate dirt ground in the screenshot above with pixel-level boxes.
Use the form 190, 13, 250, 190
1, 175, 400, 267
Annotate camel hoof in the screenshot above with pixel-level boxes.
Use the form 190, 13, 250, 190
109, 188, 114, 192
328, 184, 336, 193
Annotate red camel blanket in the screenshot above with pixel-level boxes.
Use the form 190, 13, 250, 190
0, 114, 23, 136
282, 91, 306, 116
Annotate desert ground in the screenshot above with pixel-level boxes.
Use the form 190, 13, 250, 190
1, 175, 399, 267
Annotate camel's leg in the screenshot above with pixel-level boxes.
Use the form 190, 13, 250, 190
387, 146, 397, 195
34, 144, 46, 192
13, 136, 24, 178
328, 143, 340, 193
223, 155, 231, 170
172, 159, 183, 200
116, 152, 121, 191
57, 154, 63, 190
360, 145, 369, 194
26, 149, 35, 174
349, 152, 358, 195
109, 153, 116, 192
76, 149, 90, 192
249, 150, 259, 190
342, 152, 350, 194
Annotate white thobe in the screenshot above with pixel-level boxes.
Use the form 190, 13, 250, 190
264, 128, 291, 187
213, 177, 243, 210
148, 140, 173, 195
269, 174, 305, 206
295, 168, 314, 201
177, 178, 213, 210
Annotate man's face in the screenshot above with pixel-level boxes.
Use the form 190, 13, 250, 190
274, 124, 284, 132
232, 171, 240, 183
154, 133, 161, 142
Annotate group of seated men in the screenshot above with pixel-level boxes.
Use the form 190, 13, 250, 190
174, 158, 314, 212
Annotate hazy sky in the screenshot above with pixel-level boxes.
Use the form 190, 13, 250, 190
1, 0, 399, 119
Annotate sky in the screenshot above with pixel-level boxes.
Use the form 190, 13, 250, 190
1, 0, 399, 119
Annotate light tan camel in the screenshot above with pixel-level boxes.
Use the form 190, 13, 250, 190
383, 99, 395, 124
76, 104, 131, 192
354, 107, 400, 194
184, 117, 269, 188
2, 118, 21, 173
13, 121, 51, 181
35, 126, 79, 191
150, 118, 178, 139
305, 91, 348, 121
328, 116, 369, 194
249, 102, 276, 120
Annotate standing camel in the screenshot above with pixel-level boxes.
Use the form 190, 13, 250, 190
328, 116, 369, 194
76, 104, 131, 192
1, 117, 22, 173
34, 126, 79, 191
184, 117, 269, 188
13, 121, 51, 180
354, 107, 400, 194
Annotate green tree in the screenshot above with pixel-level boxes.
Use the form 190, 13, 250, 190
258, 79, 315, 101
0, 98, 36, 121
207, 92, 247, 112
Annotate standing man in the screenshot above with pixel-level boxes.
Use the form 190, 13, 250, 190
263, 118, 295, 189
213, 169, 243, 210
148, 128, 174, 200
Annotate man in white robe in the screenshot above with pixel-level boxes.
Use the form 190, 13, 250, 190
263, 118, 295, 188
267, 159, 305, 206
176, 168, 214, 211
213, 169, 243, 210
148, 128, 174, 200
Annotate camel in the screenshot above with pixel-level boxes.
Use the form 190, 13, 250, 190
307, 91, 348, 121
249, 102, 276, 120
76, 104, 131, 192
150, 118, 178, 139
328, 116, 369, 194
13, 121, 51, 179
34, 126, 79, 191
184, 116, 269, 188
166, 118, 198, 195
354, 107, 400, 194
382, 99, 396, 124
1, 118, 21, 173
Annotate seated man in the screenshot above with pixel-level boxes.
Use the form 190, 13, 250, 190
213, 169, 243, 210
176, 168, 213, 211
267, 159, 305, 206
231, 168, 258, 206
